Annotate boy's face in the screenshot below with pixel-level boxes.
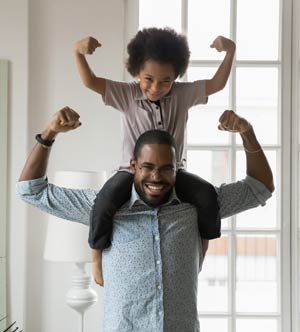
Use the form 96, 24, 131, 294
137, 60, 176, 101
130, 143, 177, 207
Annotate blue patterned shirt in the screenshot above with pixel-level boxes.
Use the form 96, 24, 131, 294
16, 175, 271, 332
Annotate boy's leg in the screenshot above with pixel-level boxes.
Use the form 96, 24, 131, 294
88, 171, 134, 249
175, 170, 221, 240
89, 171, 134, 286
92, 249, 104, 286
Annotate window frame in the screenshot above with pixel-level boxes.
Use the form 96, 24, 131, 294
291, 0, 300, 330
125, 0, 299, 330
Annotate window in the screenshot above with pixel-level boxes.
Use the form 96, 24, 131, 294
186, 1, 280, 329
129, 0, 299, 330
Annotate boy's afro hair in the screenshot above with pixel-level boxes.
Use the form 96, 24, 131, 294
126, 27, 190, 78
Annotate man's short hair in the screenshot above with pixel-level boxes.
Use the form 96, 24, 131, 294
126, 27, 190, 78
133, 130, 177, 160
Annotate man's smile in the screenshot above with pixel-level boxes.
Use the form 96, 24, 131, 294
144, 182, 167, 195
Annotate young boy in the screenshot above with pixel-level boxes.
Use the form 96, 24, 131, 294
74, 27, 236, 285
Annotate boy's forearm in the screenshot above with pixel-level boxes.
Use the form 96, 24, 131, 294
74, 51, 106, 95
206, 50, 235, 95
214, 50, 235, 88
74, 51, 96, 87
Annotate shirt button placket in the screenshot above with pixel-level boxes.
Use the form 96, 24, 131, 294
156, 105, 163, 128
151, 103, 163, 129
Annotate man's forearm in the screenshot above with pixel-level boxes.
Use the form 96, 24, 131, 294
241, 127, 274, 192
19, 107, 81, 181
19, 129, 57, 181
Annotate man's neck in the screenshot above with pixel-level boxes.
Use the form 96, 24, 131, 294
130, 184, 178, 209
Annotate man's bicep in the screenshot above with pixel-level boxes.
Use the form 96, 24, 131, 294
43, 185, 97, 224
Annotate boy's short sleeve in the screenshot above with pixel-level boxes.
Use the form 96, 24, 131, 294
173, 80, 208, 108
103, 79, 138, 112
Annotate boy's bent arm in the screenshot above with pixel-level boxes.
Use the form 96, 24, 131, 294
205, 36, 236, 96
74, 37, 106, 96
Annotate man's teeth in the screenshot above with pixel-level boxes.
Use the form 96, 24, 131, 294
147, 184, 164, 191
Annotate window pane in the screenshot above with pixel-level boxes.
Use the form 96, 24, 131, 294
198, 236, 228, 312
139, 0, 181, 31
199, 318, 228, 332
187, 150, 231, 229
236, 0, 279, 60
236, 235, 279, 313
187, 68, 230, 145
187, 150, 230, 186
187, 67, 230, 107
187, 107, 231, 145
188, 0, 230, 60
236, 318, 278, 332
236, 151, 278, 229
236, 68, 279, 145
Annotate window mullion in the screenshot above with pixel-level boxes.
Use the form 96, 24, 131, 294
281, 0, 293, 331
181, 0, 188, 35
230, 0, 237, 330
291, 0, 300, 331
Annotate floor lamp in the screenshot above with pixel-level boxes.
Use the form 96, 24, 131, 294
43, 170, 107, 332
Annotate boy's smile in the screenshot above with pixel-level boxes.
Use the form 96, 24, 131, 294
137, 60, 176, 101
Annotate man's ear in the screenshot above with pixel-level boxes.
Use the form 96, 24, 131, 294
130, 159, 136, 173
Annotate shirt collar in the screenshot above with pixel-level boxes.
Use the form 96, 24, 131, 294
129, 185, 181, 209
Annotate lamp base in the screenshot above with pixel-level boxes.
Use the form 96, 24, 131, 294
66, 262, 97, 332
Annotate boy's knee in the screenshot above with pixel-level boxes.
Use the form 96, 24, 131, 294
194, 182, 219, 210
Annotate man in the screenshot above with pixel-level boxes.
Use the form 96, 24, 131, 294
17, 107, 274, 332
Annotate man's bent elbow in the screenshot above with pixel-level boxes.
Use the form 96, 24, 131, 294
269, 181, 275, 193
265, 177, 275, 193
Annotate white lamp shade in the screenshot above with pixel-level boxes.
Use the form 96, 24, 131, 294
43, 170, 107, 262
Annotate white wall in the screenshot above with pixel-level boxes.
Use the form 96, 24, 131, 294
0, 0, 29, 330
1, 0, 126, 331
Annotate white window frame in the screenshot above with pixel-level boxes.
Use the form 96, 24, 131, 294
124, 0, 299, 330
291, 0, 300, 331
186, 0, 284, 330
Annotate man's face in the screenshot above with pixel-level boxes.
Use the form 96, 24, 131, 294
130, 143, 177, 207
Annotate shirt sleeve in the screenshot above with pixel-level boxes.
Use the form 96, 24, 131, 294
16, 176, 97, 225
174, 80, 208, 108
102, 79, 138, 112
216, 175, 272, 219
